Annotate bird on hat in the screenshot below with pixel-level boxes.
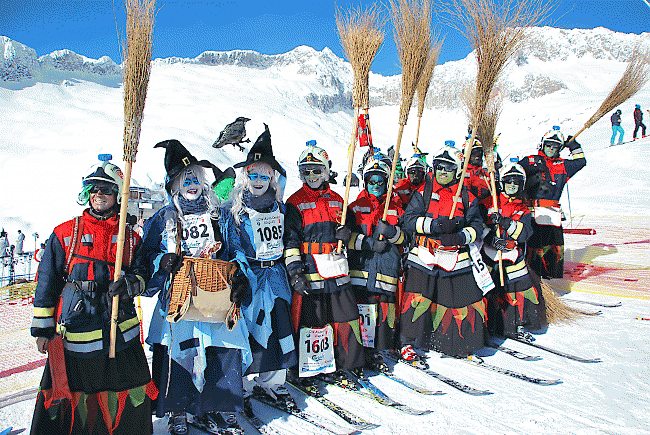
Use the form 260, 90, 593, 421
234, 123, 286, 177
212, 117, 251, 151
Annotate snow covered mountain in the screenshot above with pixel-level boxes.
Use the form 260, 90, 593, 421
1, 26, 649, 238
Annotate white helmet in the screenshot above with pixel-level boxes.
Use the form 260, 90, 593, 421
499, 158, 526, 194
538, 126, 565, 152
404, 154, 427, 172
298, 140, 330, 170
433, 146, 463, 179
363, 157, 391, 180
81, 154, 124, 203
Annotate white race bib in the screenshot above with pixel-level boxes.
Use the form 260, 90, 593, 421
171, 213, 216, 256
358, 304, 378, 348
469, 241, 495, 295
312, 252, 349, 279
298, 325, 336, 377
248, 208, 284, 260
534, 206, 562, 226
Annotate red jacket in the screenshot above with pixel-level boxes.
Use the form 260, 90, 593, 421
464, 164, 491, 201
394, 178, 424, 205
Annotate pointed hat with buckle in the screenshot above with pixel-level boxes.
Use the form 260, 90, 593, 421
154, 139, 213, 192
233, 123, 286, 177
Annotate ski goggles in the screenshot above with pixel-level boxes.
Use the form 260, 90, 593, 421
543, 141, 561, 150
502, 176, 522, 185
299, 168, 324, 176
248, 173, 270, 181
89, 183, 118, 195
435, 162, 457, 173
366, 179, 386, 186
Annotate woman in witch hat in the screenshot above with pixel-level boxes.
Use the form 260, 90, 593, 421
228, 123, 298, 411
138, 140, 252, 435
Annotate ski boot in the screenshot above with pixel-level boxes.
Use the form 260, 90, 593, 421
168, 412, 188, 435
515, 326, 535, 342
252, 385, 298, 413
269, 384, 299, 412
400, 345, 429, 370
320, 370, 357, 390
190, 411, 244, 435
365, 351, 389, 373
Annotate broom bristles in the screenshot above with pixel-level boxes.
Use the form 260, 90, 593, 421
541, 281, 599, 324
416, 37, 443, 116
123, 0, 156, 163
584, 48, 650, 129
391, 0, 433, 125
336, 4, 385, 109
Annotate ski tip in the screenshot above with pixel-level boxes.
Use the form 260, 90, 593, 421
0, 428, 12, 435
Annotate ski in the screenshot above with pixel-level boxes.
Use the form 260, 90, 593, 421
563, 298, 622, 308
485, 340, 542, 361
240, 401, 284, 435
507, 336, 601, 363
563, 228, 596, 235
448, 354, 561, 385
0, 428, 12, 435
250, 389, 358, 435
286, 378, 379, 431
188, 412, 244, 435
380, 351, 493, 396
365, 368, 445, 396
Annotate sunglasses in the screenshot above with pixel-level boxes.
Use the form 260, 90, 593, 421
248, 173, 270, 181
367, 179, 386, 186
89, 184, 116, 195
300, 168, 323, 176
502, 177, 520, 185
436, 163, 457, 173
543, 142, 561, 149
183, 177, 200, 187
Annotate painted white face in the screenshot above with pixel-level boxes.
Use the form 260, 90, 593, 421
89, 183, 117, 213
180, 169, 203, 201
299, 164, 327, 190
247, 162, 272, 196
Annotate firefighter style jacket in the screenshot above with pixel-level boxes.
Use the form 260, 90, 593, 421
402, 177, 483, 276
464, 164, 491, 202
346, 190, 408, 295
284, 183, 351, 293
31, 209, 143, 357
393, 178, 424, 205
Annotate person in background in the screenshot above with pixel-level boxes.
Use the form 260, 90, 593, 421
633, 104, 646, 140
394, 153, 428, 205
0, 229, 8, 258
16, 229, 25, 255
30, 155, 154, 435
35, 243, 46, 262
610, 109, 624, 145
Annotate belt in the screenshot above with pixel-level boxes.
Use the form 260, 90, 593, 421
414, 235, 460, 251
248, 259, 280, 268
300, 242, 337, 255
529, 199, 560, 207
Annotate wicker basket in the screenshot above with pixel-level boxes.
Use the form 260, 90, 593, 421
167, 257, 237, 325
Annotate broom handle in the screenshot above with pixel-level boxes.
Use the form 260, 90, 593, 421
569, 125, 588, 144
415, 114, 422, 148
488, 171, 505, 286
449, 115, 479, 217
337, 106, 361, 254
109, 161, 133, 358
382, 123, 406, 220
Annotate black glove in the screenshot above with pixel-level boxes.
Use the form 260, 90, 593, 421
490, 235, 511, 251
335, 225, 352, 244
159, 253, 183, 274
438, 232, 465, 247
372, 239, 391, 253
374, 219, 397, 240
436, 217, 458, 234
564, 135, 580, 151
108, 274, 143, 299
290, 274, 310, 296
230, 273, 249, 304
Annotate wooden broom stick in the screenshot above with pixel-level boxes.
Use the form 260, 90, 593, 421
383, 0, 432, 220
335, 4, 385, 253
110, 0, 155, 358
414, 38, 443, 148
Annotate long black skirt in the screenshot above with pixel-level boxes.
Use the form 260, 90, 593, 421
150, 344, 243, 417
291, 287, 364, 371
527, 222, 564, 278
354, 288, 398, 353
400, 267, 486, 357
30, 344, 153, 435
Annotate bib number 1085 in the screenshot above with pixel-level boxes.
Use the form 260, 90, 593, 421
256, 224, 282, 242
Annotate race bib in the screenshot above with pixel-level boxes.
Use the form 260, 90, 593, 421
248, 208, 284, 260
171, 213, 216, 256
469, 242, 495, 295
298, 325, 336, 377
417, 246, 459, 271
534, 206, 562, 226
358, 304, 378, 348
312, 252, 349, 279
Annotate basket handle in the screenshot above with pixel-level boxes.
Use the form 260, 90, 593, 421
225, 302, 240, 331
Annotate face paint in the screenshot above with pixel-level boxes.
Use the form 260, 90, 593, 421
469, 148, 483, 167
247, 162, 272, 196
407, 168, 425, 186
504, 180, 519, 196
90, 188, 116, 213
543, 141, 560, 158
435, 163, 457, 186
180, 169, 203, 201
366, 174, 387, 197
300, 165, 327, 190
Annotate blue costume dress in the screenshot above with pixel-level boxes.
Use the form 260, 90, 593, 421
139, 203, 252, 417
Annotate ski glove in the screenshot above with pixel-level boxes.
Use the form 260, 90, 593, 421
372, 239, 391, 254
438, 232, 466, 247
159, 253, 183, 274
564, 135, 581, 151
230, 273, 249, 304
108, 274, 144, 299
436, 217, 461, 234
335, 225, 352, 244
374, 219, 397, 240
290, 274, 310, 296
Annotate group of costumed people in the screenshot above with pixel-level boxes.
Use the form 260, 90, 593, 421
29, 121, 585, 435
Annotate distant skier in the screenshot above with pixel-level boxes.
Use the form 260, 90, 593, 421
519, 127, 586, 279
0, 229, 8, 257
212, 116, 251, 151
15, 230, 24, 255
633, 104, 646, 140
610, 109, 624, 145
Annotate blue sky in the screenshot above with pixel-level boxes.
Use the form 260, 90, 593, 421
2, 0, 649, 76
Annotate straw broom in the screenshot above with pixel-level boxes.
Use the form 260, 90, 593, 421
383, 0, 432, 221
414, 38, 443, 148
568, 48, 650, 143
110, 0, 155, 358
335, 4, 385, 253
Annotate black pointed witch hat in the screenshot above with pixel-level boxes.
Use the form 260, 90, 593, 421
154, 139, 213, 192
233, 123, 286, 177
